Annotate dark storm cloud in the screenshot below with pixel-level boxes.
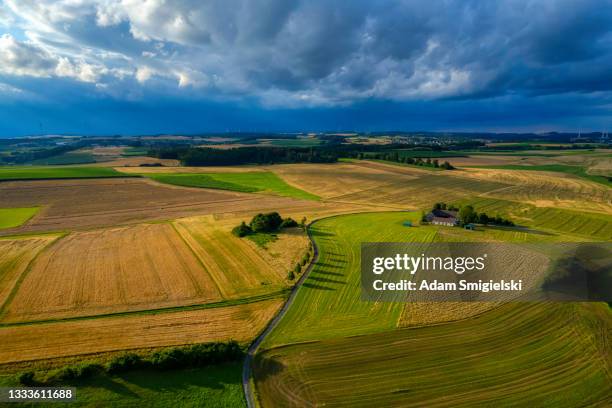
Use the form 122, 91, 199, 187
0, 0, 610, 135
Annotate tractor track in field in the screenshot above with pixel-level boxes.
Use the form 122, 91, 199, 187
242, 221, 320, 408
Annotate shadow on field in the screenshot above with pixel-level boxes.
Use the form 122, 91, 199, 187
310, 229, 335, 238
309, 275, 346, 285
303, 282, 335, 291
313, 269, 344, 277
115, 365, 239, 392
71, 375, 141, 398
316, 262, 345, 270
326, 257, 347, 264
252, 355, 285, 382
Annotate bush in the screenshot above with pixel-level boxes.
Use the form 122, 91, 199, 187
250, 212, 283, 233
107, 353, 145, 374
18, 371, 35, 385
75, 363, 103, 379
51, 367, 78, 381
280, 217, 298, 228
232, 221, 252, 237
287, 270, 295, 280
150, 341, 245, 370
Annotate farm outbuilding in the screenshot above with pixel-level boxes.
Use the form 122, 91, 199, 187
425, 209, 459, 226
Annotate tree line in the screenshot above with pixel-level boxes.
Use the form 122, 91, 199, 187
18, 341, 244, 385
149, 146, 338, 166
357, 152, 455, 169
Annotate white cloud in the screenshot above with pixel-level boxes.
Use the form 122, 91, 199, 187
0, 34, 56, 77
55, 56, 107, 83
135, 66, 152, 83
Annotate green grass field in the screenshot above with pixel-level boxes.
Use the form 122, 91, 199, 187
255, 302, 611, 407
473, 164, 611, 187
254, 211, 612, 406
263, 211, 587, 347
0, 207, 39, 229
147, 172, 320, 200
0, 363, 245, 407
0, 166, 128, 181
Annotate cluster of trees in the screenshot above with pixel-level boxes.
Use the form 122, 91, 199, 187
18, 341, 244, 385
423, 202, 515, 227
149, 146, 338, 166
232, 212, 304, 237
356, 152, 455, 169
459, 205, 515, 226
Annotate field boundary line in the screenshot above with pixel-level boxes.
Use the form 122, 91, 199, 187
0, 290, 289, 328
0, 233, 67, 319
170, 221, 228, 299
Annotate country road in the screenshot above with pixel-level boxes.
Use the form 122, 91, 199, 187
241, 222, 320, 408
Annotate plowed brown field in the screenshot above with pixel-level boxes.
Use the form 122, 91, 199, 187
0, 178, 326, 234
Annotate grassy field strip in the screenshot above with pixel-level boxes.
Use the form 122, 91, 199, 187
0, 299, 284, 365
0, 166, 132, 181
0, 290, 289, 328
255, 302, 611, 407
0, 207, 40, 230
145, 171, 321, 200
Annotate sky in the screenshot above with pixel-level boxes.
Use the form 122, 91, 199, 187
0, 0, 611, 137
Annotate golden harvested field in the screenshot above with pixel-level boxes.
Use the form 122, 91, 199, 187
174, 215, 308, 298
0, 298, 282, 365
0, 236, 57, 308
0, 178, 327, 234
264, 162, 418, 199
329, 173, 509, 209
457, 168, 612, 214
2, 223, 223, 322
